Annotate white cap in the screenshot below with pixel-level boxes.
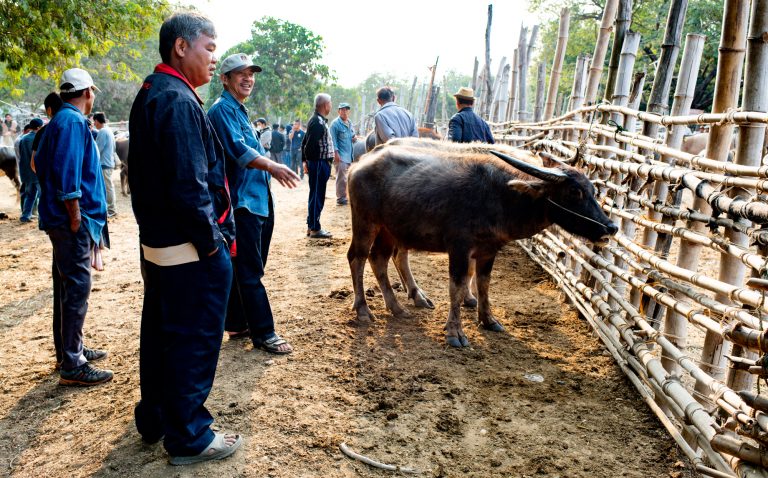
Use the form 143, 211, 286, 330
60, 68, 99, 93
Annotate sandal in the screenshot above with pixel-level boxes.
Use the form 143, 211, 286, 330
169, 432, 243, 466
257, 334, 293, 355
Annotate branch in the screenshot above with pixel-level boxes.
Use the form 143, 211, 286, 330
339, 442, 421, 474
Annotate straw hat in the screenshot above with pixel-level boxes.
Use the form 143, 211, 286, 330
453, 87, 475, 100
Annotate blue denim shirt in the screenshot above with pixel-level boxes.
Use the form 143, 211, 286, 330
17, 131, 37, 184
330, 117, 354, 163
35, 103, 106, 243
208, 90, 272, 217
95, 125, 115, 169
447, 107, 495, 144
290, 128, 304, 151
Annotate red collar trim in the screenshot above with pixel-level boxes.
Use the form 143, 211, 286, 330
153, 63, 204, 104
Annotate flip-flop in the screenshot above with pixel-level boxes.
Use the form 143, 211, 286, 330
169, 432, 243, 466
258, 335, 293, 355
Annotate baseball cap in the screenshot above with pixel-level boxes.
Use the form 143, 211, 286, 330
338, 102, 351, 110
28, 118, 44, 129
60, 68, 99, 93
220, 53, 262, 75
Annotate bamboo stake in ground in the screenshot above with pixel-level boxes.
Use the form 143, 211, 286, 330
534, 62, 546, 122
544, 7, 570, 120
496, 64, 511, 122
482, 4, 493, 118
517, 25, 529, 121
675, 0, 749, 400
722, 0, 768, 392
584, 0, 619, 105
507, 48, 519, 122
603, 0, 632, 104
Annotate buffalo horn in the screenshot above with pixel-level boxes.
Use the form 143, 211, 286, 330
489, 150, 567, 183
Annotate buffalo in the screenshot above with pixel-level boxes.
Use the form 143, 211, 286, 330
0, 146, 20, 197
115, 137, 129, 195
347, 138, 617, 347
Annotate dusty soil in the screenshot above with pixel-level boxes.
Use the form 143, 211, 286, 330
0, 172, 694, 477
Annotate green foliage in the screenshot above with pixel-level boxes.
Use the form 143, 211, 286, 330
205, 17, 333, 122
529, 0, 723, 111
0, 0, 169, 93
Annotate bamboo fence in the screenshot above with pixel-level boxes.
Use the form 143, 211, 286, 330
483, 0, 768, 475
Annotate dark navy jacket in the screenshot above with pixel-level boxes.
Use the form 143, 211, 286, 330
447, 107, 495, 144
128, 64, 234, 255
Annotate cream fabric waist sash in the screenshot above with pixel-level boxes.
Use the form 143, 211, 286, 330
141, 242, 199, 266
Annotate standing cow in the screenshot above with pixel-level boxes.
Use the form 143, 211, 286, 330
347, 140, 617, 347
115, 137, 129, 195
0, 146, 20, 198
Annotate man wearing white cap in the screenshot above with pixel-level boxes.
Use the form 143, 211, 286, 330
208, 52, 299, 354
447, 87, 494, 144
34, 67, 113, 386
330, 102, 356, 205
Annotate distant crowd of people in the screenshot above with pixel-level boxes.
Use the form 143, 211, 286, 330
4, 9, 496, 469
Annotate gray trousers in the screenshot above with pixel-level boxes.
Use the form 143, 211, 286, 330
102, 167, 116, 216
335, 161, 350, 201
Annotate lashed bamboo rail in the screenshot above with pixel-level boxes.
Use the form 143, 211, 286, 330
481, 0, 768, 473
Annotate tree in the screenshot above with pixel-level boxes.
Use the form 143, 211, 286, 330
529, 0, 723, 111
0, 1, 169, 94
206, 17, 333, 122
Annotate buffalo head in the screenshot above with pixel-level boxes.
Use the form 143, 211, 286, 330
490, 150, 618, 243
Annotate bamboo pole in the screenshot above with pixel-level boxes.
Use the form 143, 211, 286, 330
676, 0, 750, 398
584, 0, 620, 105
517, 25, 529, 121
497, 64, 511, 123
722, 0, 768, 392
602, 0, 632, 104
471, 57, 479, 91
534, 62, 546, 122
507, 49, 519, 122
407, 76, 417, 113
490, 57, 508, 121
544, 8, 570, 120
482, 4, 493, 118
565, 54, 589, 143
423, 57, 439, 128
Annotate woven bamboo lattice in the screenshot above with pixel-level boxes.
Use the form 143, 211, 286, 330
490, 106, 768, 477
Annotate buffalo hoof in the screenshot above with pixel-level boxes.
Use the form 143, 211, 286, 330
446, 335, 471, 348
463, 296, 478, 309
411, 291, 435, 309
355, 306, 376, 322
392, 308, 412, 319
481, 321, 505, 332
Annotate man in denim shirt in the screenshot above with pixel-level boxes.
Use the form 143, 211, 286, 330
330, 102, 356, 205
35, 68, 113, 386
208, 53, 299, 354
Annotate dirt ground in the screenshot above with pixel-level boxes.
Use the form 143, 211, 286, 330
0, 171, 695, 478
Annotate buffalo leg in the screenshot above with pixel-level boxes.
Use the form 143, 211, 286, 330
392, 248, 434, 309
476, 254, 504, 332
369, 231, 409, 318
463, 258, 478, 308
445, 250, 471, 348
348, 224, 378, 321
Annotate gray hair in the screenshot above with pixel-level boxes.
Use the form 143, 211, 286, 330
314, 93, 331, 109
159, 12, 216, 64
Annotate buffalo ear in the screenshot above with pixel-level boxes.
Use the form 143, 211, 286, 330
507, 179, 546, 197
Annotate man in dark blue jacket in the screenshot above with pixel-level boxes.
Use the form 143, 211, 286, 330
128, 12, 241, 466
447, 87, 495, 144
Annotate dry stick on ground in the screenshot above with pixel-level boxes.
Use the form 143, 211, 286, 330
339, 442, 420, 474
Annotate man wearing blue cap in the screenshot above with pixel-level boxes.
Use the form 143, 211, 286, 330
329, 102, 356, 205
208, 52, 300, 354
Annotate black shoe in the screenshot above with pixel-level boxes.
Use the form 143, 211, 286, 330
83, 346, 108, 362
59, 362, 114, 386
309, 229, 332, 239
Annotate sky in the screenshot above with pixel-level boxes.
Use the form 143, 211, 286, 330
185, 0, 541, 88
